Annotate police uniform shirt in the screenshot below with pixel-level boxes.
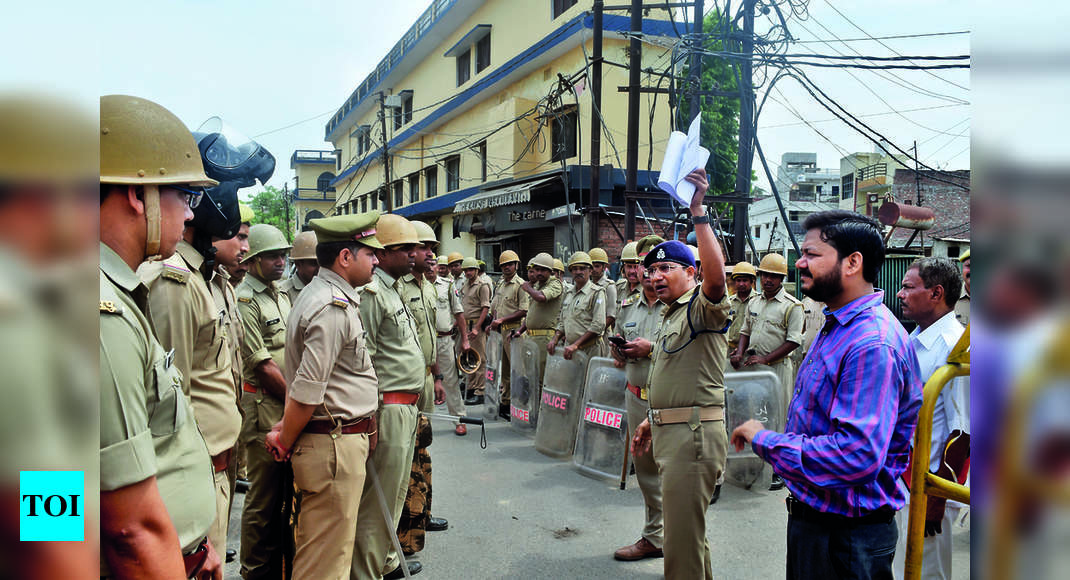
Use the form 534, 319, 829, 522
285, 268, 378, 422
451, 275, 465, 301
236, 274, 291, 384
556, 281, 607, 343
647, 286, 731, 409
400, 273, 436, 367
955, 290, 970, 327
726, 292, 756, 349
616, 278, 641, 307
359, 267, 424, 393
524, 277, 564, 330
739, 286, 804, 360
461, 275, 492, 321
798, 296, 826, 356
617, 292, 664, 389
279, 274, 307, 305
216, 266, 244, 403
594, 275, 618, 320
491, 274, 529, 323
99, 243, 215, 557
434, 276, 463, 334
138, 241, 241, 456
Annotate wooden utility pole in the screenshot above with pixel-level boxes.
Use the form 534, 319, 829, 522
623, 0, 642, 241
378, 91, 393, 212
589, 0, 604, 247
732, 0, 755, 262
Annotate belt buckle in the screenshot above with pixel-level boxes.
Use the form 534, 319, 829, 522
647, 408, 662, 426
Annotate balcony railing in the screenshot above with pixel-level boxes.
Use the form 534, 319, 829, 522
291, 150, 338, 166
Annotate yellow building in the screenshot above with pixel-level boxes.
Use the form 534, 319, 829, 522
290, 149, 339, 234
838, 145, 911, 217
322, 0, 686, 269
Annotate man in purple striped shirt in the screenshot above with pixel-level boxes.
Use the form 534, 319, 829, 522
731, 210, 923, 580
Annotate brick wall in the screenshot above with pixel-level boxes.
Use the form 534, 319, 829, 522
890, 169, 970, 244
594, 214, 684, 258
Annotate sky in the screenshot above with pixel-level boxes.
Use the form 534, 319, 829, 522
3, 0, 980, 197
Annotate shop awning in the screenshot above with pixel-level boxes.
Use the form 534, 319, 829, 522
453, 176, 558, 214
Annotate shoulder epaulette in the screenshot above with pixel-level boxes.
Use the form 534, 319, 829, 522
331, 294, 350, 309
622, 296, 636, 307
237, 296, 252, 303
161, 263, 191, 284
99, 299, 123, 315
360, 281, 379, 295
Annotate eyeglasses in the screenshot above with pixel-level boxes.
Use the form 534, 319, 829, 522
170, 185, 204, 209
646, 263, 685, 276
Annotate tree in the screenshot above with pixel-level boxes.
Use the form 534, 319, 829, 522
246, 186, 292, 241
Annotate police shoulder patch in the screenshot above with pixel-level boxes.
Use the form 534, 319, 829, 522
161, 263, 191, 284
331, 295, 349, 309
99, 300, 123, 315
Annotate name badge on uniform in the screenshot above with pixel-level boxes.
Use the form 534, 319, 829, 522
266, 317, 281, 326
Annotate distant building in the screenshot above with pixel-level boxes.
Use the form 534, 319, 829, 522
290, 149, 339, 234
886, 168, 970, 256
838, 143, 912, 216
749, 153, 839, 260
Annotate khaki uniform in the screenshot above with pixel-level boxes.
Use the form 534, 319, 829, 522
955, 291, 970, 327
353, 267, 424, 578
616, 279, 641, 308
798, 296, 826, 360
491, 274, 529, 405
520, 277, 563, 414
556, 281, 607, 359
284, 268, 377, 579
138, 241, 242, 555
99, 244, 215, 575
726, 291, 756, 354
739, 287, 804, 411
279, 273, 307, 305
648, 286, 731, 580
218, 266, 248, 481
460, 275, 493, 396
593, 275, 618, 332
433, 276, 466, 419
235, 274, 291, 579
617, 291, 665, 549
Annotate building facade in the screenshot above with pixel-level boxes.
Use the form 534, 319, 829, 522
749, 153, 839, 261
838, 144, 912, 217
290, 149, 340, 235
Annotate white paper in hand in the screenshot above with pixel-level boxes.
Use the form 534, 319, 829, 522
657, 114, 710, 205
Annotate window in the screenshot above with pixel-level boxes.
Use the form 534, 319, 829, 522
356, 126, 371, 157
445, 155, 460, 192
317, 172, 335, 193
841, 173, 854, 200
425, 166, 438, 198
393, 180, 403, 207
832, 185, 840, 198
475, 34, 491, 74
456, 48, 471, 86
550, 108, 578, 162
393, 92, 413, 131
815, 185, 823, 194
477, 141, 487, 182
361, 196, 368, 213
553, 0, 578, 19
371, 189, 379, 210
789, 210, 809, 222
755, 226, 761, 238
408, 173, 420, 203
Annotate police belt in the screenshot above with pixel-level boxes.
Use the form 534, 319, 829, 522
210, 447, 233, 473
785, 495, 894, 525
647, 405, 724, 425
626, 382, 648, 401
303, 416, 375, 435
501, 321, 521, 331
436, 329, 455, 337
183, 537, 210, 577
382, 392, 420, 406
527, 328, 555, 337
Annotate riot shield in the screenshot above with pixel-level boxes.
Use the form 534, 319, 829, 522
534, 351, 590, 459
572, 357, 630, 482
508, 335, 539, 432
483, 330, 504, 421
724, 368, 783, 489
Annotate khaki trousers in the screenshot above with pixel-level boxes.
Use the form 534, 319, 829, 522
500, 330, 513, 405
291, 432, 369, 580
466, 328, 487, 395
207, 469, 231, 557
436, 336, 466, 420
626, 392, 663, 548
651, 419, 727, 580
239, 392, 289, 579
351, 403, 419, 579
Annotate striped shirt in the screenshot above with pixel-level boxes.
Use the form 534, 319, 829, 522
752, 290, 922, 517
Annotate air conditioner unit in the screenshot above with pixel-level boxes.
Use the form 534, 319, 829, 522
384, 94, 403, 109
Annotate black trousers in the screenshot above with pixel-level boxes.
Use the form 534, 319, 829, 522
786, 513, 898, 580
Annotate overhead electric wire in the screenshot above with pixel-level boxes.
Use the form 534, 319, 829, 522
789, 30, 970, 43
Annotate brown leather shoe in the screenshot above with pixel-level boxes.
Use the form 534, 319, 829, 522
613, 538, 663, 561
455, 424, 467, 436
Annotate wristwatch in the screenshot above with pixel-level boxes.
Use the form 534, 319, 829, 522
434, 374, 445, 381
692, 213, 711, 225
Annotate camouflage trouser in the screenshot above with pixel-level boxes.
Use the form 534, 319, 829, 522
397, 414, 433, 555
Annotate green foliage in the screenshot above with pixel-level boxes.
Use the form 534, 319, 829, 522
246, 186, 292, 241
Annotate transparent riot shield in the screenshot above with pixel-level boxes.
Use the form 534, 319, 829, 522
534, 351, 590, 459
508, 335, 539, 432
572, 357, 630, 482
483, 330, 504, 421
724, 368, 783, 489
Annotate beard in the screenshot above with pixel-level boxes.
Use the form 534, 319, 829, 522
800, 262, 843, 303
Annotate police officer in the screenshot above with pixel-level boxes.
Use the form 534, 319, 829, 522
553, 257, 573, 294
726, 261, 757, 355
226, 203, 254, 492
731, 253, 804, 491
589, 247, 618, 332
353, 214, 427, 580
616, 241, 643, 304
236, 223, 293, 579
280, 230, 319, 304
955, 248, 970, 326
435, 253, 451, 280
99, 94, 221, 578
428, 255, 471, 432
225, 204, 254, 288
513, 253, 564, 424
460, 256, 493, 405
549, 251, 607, 360
624, 168, 730, 580
397, 220, 449, 557
263, 212, 382, 579
611, 238, 666, 563
138, 170, 244, 562
489, 250, 529, 419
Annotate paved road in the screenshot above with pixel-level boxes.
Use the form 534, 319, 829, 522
225, 406, 970, 579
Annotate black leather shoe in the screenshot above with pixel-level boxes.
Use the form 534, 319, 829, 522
384, 561, 422, 579
225, 549, 237, 563
464, 393, 484, 406
427, 516, 448, 531
710, 484, 722, 505
499, 404, 511, 421
235, 478, 250, 493
769, 475, 785, 491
